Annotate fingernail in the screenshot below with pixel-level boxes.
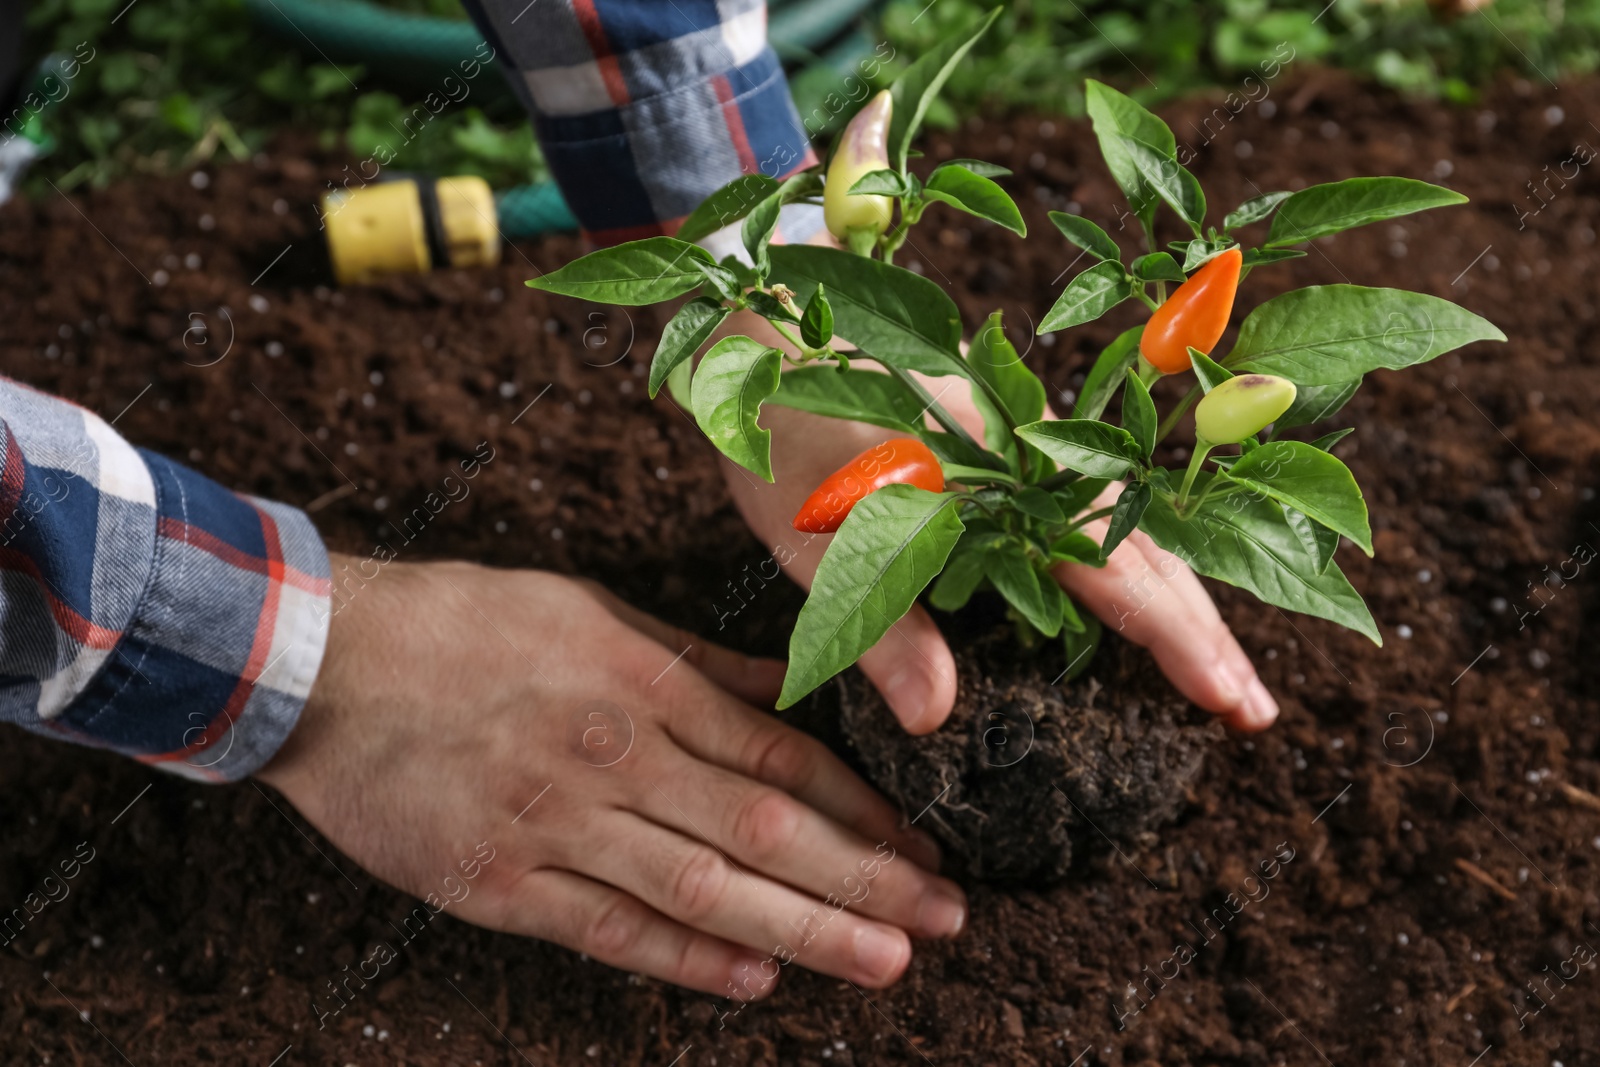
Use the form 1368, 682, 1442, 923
916, 884, 967, 939
1214, 659, 1247, 706
729, 954, 777, 1001
883, 666, 932, 731
1241, 677, 1279, 728
853, 925, 908, 984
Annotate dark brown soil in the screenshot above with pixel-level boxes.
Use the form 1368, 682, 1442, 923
835, 624, 1218, 883
5, 70, 1600, 1066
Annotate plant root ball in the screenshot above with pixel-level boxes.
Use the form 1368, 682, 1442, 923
835, 632, 1221, 883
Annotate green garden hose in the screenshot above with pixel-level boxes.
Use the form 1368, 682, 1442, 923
245, 0, 882, 240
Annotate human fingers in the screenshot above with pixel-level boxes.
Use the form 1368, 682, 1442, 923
661, 682, 942, 869
1054, 520, 1276, 731
494, 867, 776, 1000
579, 810, 914, 987
637, 750, 965, 939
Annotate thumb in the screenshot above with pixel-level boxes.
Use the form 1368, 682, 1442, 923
854, 604, 958, 735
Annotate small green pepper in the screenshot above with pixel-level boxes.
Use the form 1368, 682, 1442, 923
823, 91, 894, 242
1195, 374, 1298, 444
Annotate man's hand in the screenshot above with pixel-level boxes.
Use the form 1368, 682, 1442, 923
717, 313, 1278, 736
259, 557, 964, 999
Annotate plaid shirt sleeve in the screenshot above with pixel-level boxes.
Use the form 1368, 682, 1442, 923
0, 377, 331, 783
463, 0, 824, 249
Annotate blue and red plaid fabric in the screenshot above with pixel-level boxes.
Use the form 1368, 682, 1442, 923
3, 2, 813, 781
466, 0, 824, 247
0, 378, 330, 782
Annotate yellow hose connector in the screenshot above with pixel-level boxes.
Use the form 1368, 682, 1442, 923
322, 176, 500, 285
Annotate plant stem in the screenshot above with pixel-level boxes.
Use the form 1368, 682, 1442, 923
1061, 504, 1116, 534
1176, 437, 1213, 514
1134, 286, 1159, 312
766, 318, 807, 355
885, 364, 989, 460
1156, 383, 1203, 444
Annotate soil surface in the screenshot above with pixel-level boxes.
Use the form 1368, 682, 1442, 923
836, 622, 1218, 883
5, 71, 1600, 1066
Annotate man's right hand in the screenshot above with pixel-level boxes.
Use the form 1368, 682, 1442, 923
258, 557, 965, 1000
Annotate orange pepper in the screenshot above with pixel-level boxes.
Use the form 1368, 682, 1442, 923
792, 439, 944, 534
1140, 246, 1243, 375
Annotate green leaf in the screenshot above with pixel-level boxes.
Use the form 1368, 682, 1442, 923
922, 431, 1008, 472
800, 285, 835, 349
1283, 505, 1340, 574
1048, 212, 1123, 265
942, 464, 1019, 487
1084, 79, 1176, 224
1189, 346, 1234, 393
1224, 285, 1505, 385
769, 366, 925, 435
676, 174, 781, 243
1050, 530, 1105, 566
1118, 136, 1205, 232
1182, 235, 1235, 272
1072, 327, 1142, 421
934, 159, 1013, 179
779, 487, 965, 707
526, 237, 715, 305
648, 297, 730, 398
1309, 427, 1355, 452
745, 290, 800, 322
886, 8, 1003, 172
1132, 252, 1186, 283
1274, 379, 1360, 431
1052, 478, 1112, 520
694, 260, 745, 302
1221, 440, 1373, 555
986, 545, 1060, 638
928, 548, 987, 612
744, 172, 823, 275
1121, 369, 1158, 457
767, 245, 967, 380
1241, 248, 1307, 268
1016, 420, 1143, 480
1266, 177, 1468, 247
922, 166, 1027, 236
1055, 581, 1085, 633
1040, 260, 1133, 332
665, 351, 694, 407
849, 169, 914, 197
690, 336, 782, 481
1013, 486, 1066, 523
1101, 481, 1150, 559
1224, 191, 1293, 231
1060, 614, 1103, 679
1140, 476, 1380, 643
968, 310, 1046, 457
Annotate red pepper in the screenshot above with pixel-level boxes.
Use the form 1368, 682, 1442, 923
792, 439, 944, 534
1140, 246, 1243, 375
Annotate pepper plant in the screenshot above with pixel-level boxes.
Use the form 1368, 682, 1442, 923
527, 10, 1503, 710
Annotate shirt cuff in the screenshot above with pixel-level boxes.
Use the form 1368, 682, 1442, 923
49, 447, 331, 783
532, 47, 818, 244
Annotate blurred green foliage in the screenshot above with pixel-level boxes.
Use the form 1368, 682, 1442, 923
20, 0, 545, 191
13, 0, 1599, 194
878, 0, 1600, 118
